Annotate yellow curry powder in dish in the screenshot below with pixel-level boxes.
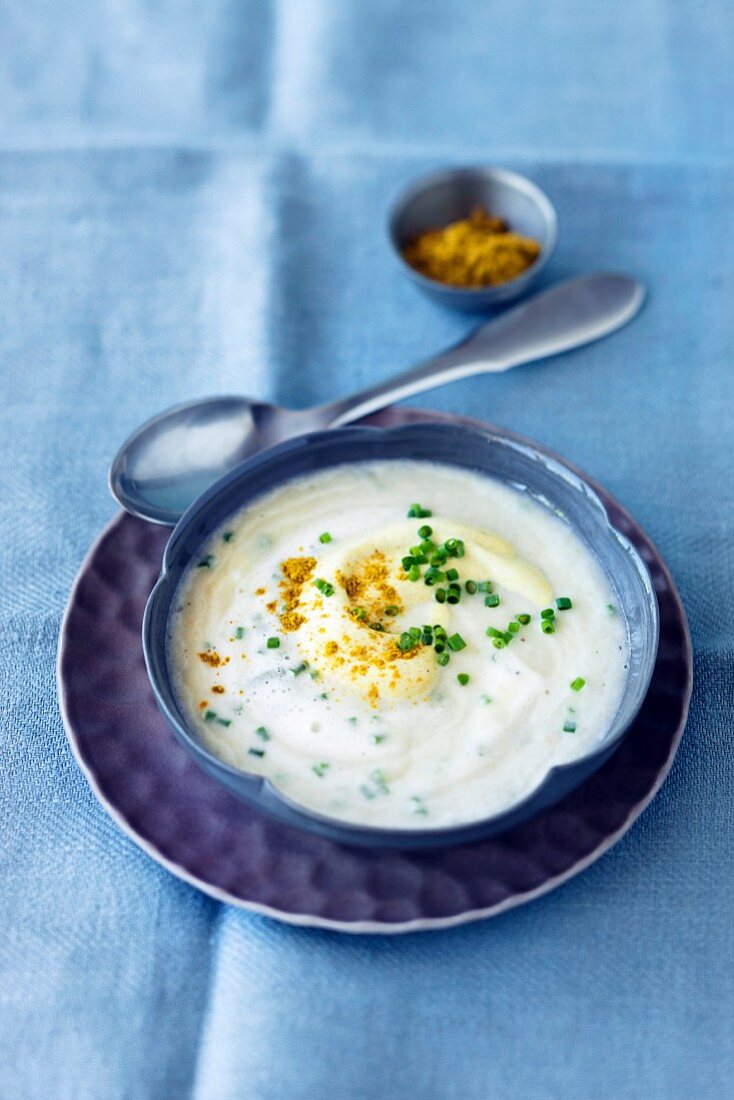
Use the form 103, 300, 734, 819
402, 206, 541, 288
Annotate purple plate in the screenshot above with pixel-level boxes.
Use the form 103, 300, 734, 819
57, 408, 692, 933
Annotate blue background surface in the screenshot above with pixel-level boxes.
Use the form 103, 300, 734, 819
1, 2, 732, 1097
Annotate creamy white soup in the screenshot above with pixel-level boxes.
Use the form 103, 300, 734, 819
169, 461, 628, 829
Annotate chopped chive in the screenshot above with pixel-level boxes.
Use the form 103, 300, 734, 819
372, 734, 386, 745
447, 633, 466, 652
434, 641, 446, 654
445, 567, 459, 582
313, 578, 335, 597
484, 594, 500, 608
204, 710, 231, 727
370, 768, 389, 791
248, 747, 265, 758
384, 605, 399, 616
465, 580, 477, 594
457, 673, 470, 686
370, 622, 386, 632
455, 540, 466, 558
444, 538, 457, 554
556, 597, 573, 610
446, 590, 460, 605
408, 626, 422, 640
266, 637, 280, 649
222, 531, 234, 542
421, 629, 433, 644
477, 580, 492, 593
402, 555, 416, 570
319, 531, 332, 544
407, 564, 421, 582
255, 726, 270, 741
563, 720, 577, 733
352, 606, 367, 620
419, 539, 434, 555
290, 662, 309, 676
398, 632, 419, 652
407, 503, 432, 518
434, 625, 447, 638
410, 796, 428, 816
435, 588, 447, 604
517, 614, 531, 625
418, 524, 433, 539
540, 607, 555, 620
507, 621, 520, 634
486, 626, 504, 639
430, 551, 447, 567
492, 638, 507, 649
541, 621, 556, 635
312, 762, 330, 777
571, 677, 586, 692
480, 694, 492, 704
606, 603, 616, 615
234, 626, 245, 640
436, 652, 450, 666
348, 716, 358, 725
197, 555, 214, 569
503, 631, 513, 644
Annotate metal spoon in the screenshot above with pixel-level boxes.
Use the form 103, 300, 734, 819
110, 272, 645, 525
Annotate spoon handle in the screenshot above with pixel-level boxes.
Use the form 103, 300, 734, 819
324, 273, 645, 428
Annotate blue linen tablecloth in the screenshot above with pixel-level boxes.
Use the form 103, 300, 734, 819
1, 2, 733, 1097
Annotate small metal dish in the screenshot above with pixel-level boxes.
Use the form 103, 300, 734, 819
388, 166, 558, 311
143, 422, 659, 850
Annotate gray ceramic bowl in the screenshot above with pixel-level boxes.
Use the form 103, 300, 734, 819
388, 166, 557, 311
143, 423, 659, 850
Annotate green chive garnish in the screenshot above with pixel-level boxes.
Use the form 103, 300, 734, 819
313, 578, 335, 597
234, 626, 245, 639
410, 796, 428, 816
486, 626, 504, 639
507, 621, 520, 634
255, 726, 270, 741
556, 597, 572, 610
319, 531, 332, 544
197, 555, 214, 569
204, 710, 231, 727
457, 673, 470, 686
571, 677, 586, 692
407, 564, 421, 582
447, 633, 466, 652
407, 503, 431, 518
465, 580, 477, 594
435, 588, 447, 604
312, 762, 329, 777
384, 605, 399, 616
222, 531, 234, 542
445, 567, 459, 582
290, 662, 309, 676
563, 720, 577, 732
248, 747, 265, 758
517, 614, 531, 625
477, 581, 492, 593
492, 638, 507, 649
436, 652, 450, 666
484, 594, 500, 608
266, 637, 280, 649
541, 621, 555, 635
418, 524, 433, 539
540, 608, 555, 620
606, 603, 616, 615
372, 734, 386, 745
370, 622, 385, 632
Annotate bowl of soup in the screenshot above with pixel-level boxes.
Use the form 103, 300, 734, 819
143, 422, 659, 848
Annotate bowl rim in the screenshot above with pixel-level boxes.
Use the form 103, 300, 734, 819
387, 164, 558, 298
143, 421, 660, 847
